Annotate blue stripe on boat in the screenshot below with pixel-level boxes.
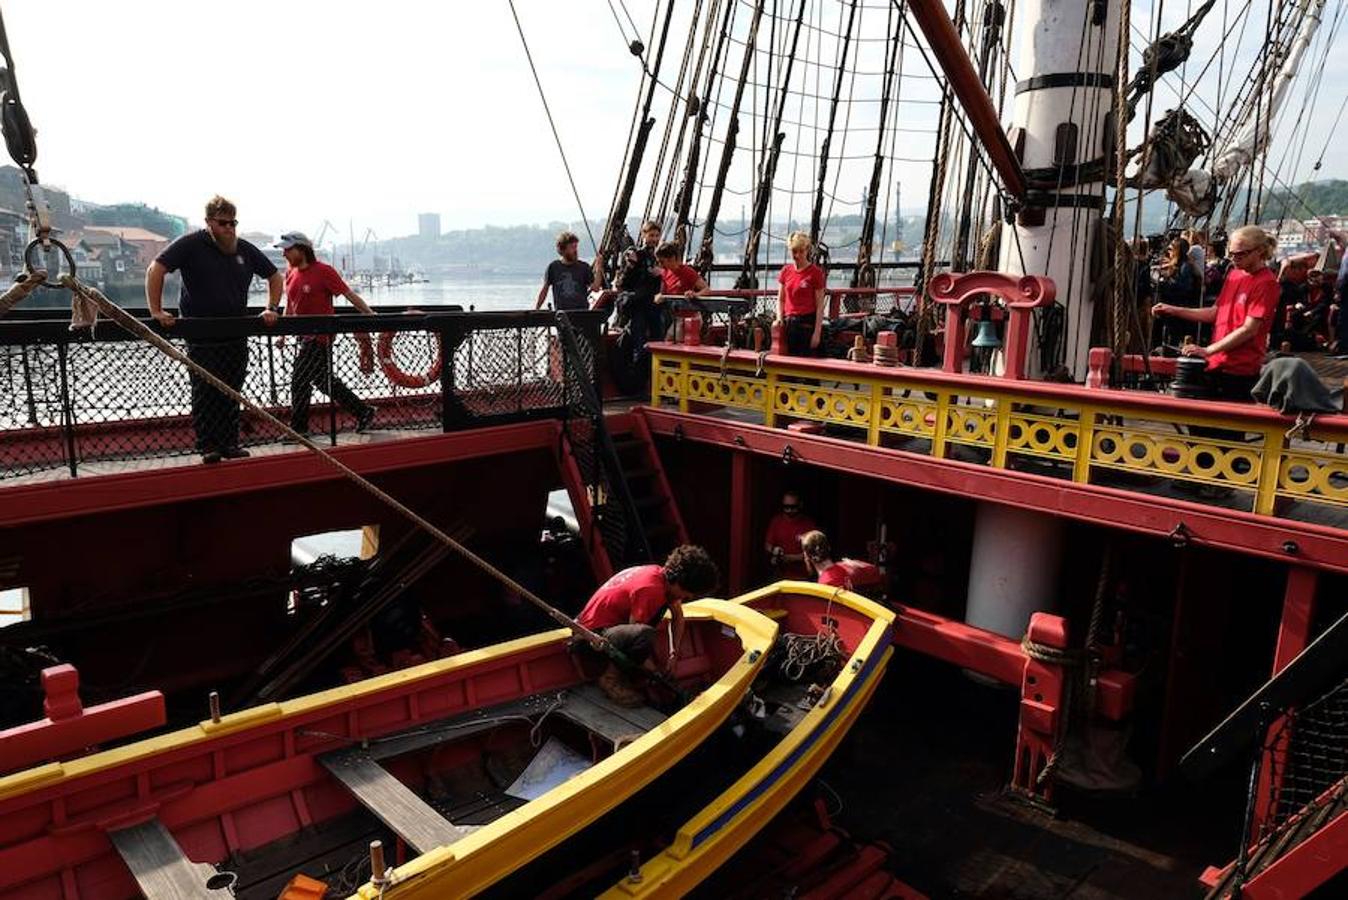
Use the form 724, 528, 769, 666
689, 634, 887, 848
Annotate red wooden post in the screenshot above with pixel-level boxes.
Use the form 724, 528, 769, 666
729, 452, 752, 594
1086, 347, 1113, 389
925, 271, 1055, 378
1011, 612, 1070, 805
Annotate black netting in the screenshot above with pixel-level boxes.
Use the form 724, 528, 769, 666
1, 311, 602, 480
1262, 674, 1348, 834
555, 313, 650, 568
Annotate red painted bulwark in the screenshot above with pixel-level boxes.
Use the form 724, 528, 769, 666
0, 419, 561, 528
0, 666, 166, 774
641, 408, 1348, 574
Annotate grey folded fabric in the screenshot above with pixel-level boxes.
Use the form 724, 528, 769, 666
1252, 357, 1343, 413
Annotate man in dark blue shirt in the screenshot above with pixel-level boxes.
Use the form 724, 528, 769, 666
534, 230, 600, 311
146, 195, 283, 463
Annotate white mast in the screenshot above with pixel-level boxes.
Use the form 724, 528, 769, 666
997, 0, 1123, 379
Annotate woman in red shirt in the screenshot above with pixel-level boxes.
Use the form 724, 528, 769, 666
1152, 224, 1278, 401
775, 231, 828, 355
654, 242, 709, 298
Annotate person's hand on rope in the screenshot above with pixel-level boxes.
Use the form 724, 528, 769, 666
259, 308, 279, 326
1181, 343, 1210, 359
1151, 302, 1171, 318
151, 308, 177, 328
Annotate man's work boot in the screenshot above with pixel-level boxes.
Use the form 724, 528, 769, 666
597, 664, 644, 708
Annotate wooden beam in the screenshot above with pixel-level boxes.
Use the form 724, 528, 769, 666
321, 751, 474, 855
108, 819, 224, 899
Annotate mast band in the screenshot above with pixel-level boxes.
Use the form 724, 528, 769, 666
1015, 73, 1115, 94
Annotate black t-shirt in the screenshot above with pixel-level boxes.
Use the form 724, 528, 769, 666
618, 246, 662, 300
545, 259, 593, 311
155, 230, 277, 318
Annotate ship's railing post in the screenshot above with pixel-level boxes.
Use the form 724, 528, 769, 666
1253, 425, 1286, 516
56, 341, 77, 477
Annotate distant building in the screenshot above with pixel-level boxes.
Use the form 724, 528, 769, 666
418, 213, 441, 240
85, 226, 169, 268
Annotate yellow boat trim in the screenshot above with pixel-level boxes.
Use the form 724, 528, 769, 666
600, 581, 896, 898
351, 598, 779, 899
0, 629, 571, 803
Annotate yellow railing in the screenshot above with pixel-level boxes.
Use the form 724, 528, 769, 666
650, 347, 1348, 519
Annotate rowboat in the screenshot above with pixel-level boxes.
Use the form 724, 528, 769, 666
465, 581, 895, 899
600, 581, 896, 898
0, 599, 777, 899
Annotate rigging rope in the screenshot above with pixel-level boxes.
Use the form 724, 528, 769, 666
506, 0, 599, 255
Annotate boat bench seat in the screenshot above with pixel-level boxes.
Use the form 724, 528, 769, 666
556, 683, 668, 748
108, 818, 231, 899
321, 749, 478, 855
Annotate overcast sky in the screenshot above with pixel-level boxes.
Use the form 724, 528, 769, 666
4, 0, 1345, 240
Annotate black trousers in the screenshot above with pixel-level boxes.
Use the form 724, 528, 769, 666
784, 314, 817, 356
290, 339, 370, 432
571, 623, 658, 668
188, 340, 248, 453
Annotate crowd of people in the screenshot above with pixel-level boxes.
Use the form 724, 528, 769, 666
1140, 225, 1342, 361
155, 197, 1343, 466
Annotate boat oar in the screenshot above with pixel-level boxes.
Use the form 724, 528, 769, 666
55, 273, 687, 701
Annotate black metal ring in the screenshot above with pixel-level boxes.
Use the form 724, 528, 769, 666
23, 237, 76, 289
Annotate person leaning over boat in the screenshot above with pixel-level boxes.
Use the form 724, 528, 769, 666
1152, 224, 1279, 401
775, 231, 827, 356
535, 230, 601, 311
275, 232, 378, 435
576, 545, 720, 707
146, 195, 282, 464
800, 530, 851, 589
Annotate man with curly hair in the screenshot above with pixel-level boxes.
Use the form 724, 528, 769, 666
577, 544, 719, 707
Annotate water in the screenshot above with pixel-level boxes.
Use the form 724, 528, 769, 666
357, 277, 541, 312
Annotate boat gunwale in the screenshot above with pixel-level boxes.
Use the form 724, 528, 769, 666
599, 581, 896, 898
348, 597, 778, 897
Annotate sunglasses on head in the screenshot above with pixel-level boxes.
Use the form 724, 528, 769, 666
212, 218, 238, 228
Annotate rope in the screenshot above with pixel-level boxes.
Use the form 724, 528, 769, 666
505, 0, 599, 256
52, 273, 609, 653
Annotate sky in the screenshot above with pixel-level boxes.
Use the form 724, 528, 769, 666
3, 0, 1346, 241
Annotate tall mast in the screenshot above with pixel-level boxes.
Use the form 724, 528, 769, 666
997, 0, 1122, 377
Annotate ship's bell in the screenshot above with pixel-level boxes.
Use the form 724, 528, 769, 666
971, 319, 1002, 349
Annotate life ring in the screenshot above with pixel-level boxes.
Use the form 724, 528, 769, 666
377, 331, 442, 388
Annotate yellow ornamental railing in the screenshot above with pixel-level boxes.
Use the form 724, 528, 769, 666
650, 346, 1348, 521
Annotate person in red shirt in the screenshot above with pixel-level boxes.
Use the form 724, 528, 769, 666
1153, 224, 1278, 401
801, 530, 851, 589
655, 241, 708, 344
654, 242, 709, 298
576, 545, 719, 706
775, 231, 828, 356
764, 490, 818, 580
276, 232, 379, 433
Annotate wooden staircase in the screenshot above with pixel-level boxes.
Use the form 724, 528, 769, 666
610, 414, 689, 562
559, 414, 689, 581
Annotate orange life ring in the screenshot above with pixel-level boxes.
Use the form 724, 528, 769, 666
377, 331, 442, 388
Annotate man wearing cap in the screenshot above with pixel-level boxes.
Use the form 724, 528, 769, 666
147, 195, 282, 463
276, 232, 378, 435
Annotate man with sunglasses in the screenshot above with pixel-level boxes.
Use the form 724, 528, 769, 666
764, 489, 818, 580
1152, 225, 1278, 401
147, 196, 283, 462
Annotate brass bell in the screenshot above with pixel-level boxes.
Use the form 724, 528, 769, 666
971, 318, 1002, 349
